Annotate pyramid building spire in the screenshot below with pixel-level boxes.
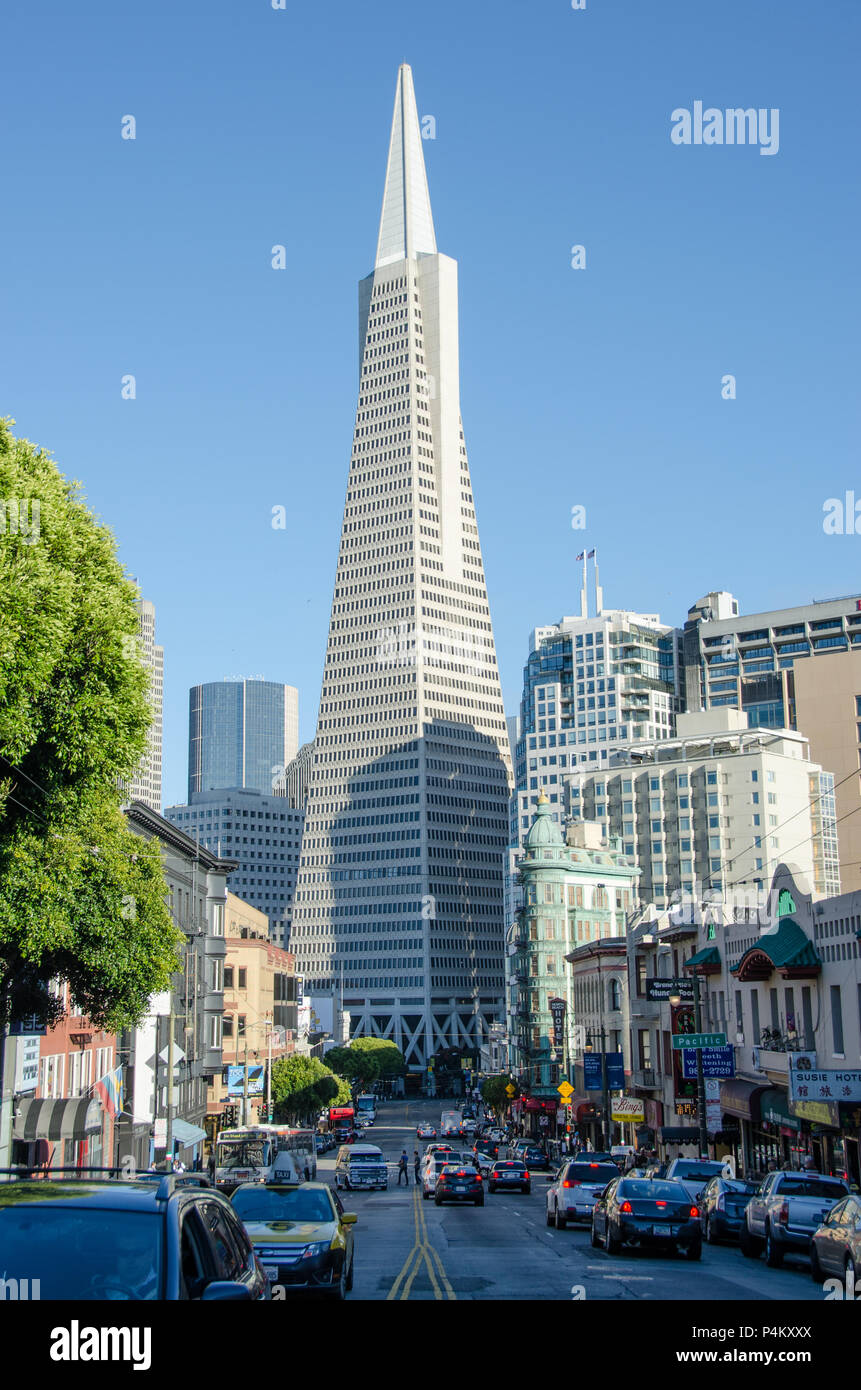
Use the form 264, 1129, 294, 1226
375, 64, 437, 268
292, 66, 511, 1068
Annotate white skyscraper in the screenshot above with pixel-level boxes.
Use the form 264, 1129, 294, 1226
291, 65, 511, 1066
128, 597, 163, 813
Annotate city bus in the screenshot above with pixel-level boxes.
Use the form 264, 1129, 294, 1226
355, 1094, 377, 1127
213, 1125, 317, 1192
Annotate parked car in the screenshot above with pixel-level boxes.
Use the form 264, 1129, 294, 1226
591, 1177, 702, 1260
231, 1182, 355, 1299
434, 1163, 484, 1207
697, 1176, 760, 1244
546, 1160, 621, 1229
334, 1144, 388, 1192
488, 1160, 531, 1194
0, 1172, 269, 1300
664, 1158, 727, 1203
809, 1194, 861, 1283
742, 1170, 849, 1267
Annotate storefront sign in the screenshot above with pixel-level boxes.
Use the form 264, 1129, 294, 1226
789, 1069, 861, 1104
646, 978, 694, 1002
675, 1099, 697, 1116
682, 1045, 735, 1079
788, 1098, 841, 1127
611, 1096, 645, 1122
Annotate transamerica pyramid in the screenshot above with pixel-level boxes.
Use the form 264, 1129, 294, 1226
291, 65, 512, 1068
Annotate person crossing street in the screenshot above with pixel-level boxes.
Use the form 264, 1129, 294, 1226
397, 1149, 409, 1185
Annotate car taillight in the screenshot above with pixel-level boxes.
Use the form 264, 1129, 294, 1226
619, 1201, 633, 1213
562, 1179, 579, 1188
524, 1172, 530, 1180
777, 1202, 789, 1225
690, 1206, 699, 1219
656, 1201, 667, 1207
476, 1174, 482, 1182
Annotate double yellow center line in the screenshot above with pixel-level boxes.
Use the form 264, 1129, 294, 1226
386, 1182, 456, 1300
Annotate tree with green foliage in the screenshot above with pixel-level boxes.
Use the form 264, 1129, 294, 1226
0, 419, 179, 1028
270, 1054, 340, 1124
323, 1046, 363, 1084
350, 1036, 405, 1078
481, 1075, 518, 1119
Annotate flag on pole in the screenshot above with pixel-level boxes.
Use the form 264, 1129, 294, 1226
586, 549, 596, 559
94, 1064, 124, 1118
575, 551, 585, 561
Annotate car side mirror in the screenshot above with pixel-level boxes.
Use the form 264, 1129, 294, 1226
201, 1281, 255, 1301
341, 1213, 357, 1225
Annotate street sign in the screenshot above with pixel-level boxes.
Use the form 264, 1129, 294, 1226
557, 1080, 575, 1100
505, 1083, 516, 1097
789, 1068, 861, 1103
672, 1032, 726, 1051
682, 1045, 735, 1079
646, 978, 694, 1002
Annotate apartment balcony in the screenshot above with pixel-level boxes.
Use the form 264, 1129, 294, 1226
631, 1067, 658, 1090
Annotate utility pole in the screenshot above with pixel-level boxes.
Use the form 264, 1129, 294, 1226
166, 1008, 175, 1164
692, 966, 709, 1158
242, 1031, 249, 1127
266, 1025, 273, 1124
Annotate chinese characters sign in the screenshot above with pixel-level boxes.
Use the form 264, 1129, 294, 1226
788, 1069, 861, 1103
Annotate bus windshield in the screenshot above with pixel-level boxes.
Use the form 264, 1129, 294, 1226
217, 1139, 270, 1169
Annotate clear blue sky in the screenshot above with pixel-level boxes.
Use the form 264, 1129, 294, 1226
2, 0, 859, 807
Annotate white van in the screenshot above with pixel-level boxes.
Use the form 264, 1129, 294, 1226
334, 1143, 388, 1191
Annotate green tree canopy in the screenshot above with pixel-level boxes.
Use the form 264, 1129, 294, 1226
323, 1046, 363, 1083
0, 420, 179, 1028
481, 1075, 517, 1118
350, 1036, 405, 1078
270, 1054, 340, 1125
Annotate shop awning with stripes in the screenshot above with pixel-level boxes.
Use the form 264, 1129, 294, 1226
12, 1097, 102, 1142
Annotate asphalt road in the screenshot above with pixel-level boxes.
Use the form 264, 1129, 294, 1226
316, 1098, 826, 1302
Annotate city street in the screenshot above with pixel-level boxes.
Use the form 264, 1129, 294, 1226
318, 1100, 825, 1301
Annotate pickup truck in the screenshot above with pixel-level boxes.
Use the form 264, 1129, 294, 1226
741, 1170, 849, 1267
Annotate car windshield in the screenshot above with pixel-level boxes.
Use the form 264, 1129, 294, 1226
618, 1180, 690, 1201
232, 1187, 334, 1222
567, 1163, 619, 1183
671, 1161, 724, 1182
777, 1177, 848, 1199
440, 1165, 473, 1175
0, 1206, 162, 1299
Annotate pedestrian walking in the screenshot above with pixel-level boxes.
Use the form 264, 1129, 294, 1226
397, 1149, 409, 1185
413, 1149, 421, 1185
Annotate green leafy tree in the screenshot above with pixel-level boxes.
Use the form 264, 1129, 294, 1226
350, 1036, 404, 1079
481, 1075, 517, 1119
0, 420, 179, 1028
323, 1046, 363, 1084
331, 1075, 353, 1108
270, 1054, 339, 1124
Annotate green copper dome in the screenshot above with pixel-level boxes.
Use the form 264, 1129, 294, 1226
524, 791, 565, 850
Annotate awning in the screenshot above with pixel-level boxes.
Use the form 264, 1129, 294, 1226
172, 1119, 208, 1148
683, 947, 721, 974
759, 1089, 801, 1132
732, 917, 821, 982
659, 1126, 699, 1144
12, 1098, 102, 1143
720, 1078, 771, 1122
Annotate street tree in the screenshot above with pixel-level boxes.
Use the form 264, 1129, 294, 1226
481, 1075, 518, 1119
271, 1054, 339, 1124
0, 420, 179, 1029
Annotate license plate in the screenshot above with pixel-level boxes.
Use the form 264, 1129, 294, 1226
452, 1184, 468, 1192
263, 1264, 279, 1280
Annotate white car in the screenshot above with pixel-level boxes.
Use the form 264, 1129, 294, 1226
421, 1152, 476, 1198
546, 1159, 621, 1229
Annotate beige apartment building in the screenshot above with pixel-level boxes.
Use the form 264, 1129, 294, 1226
794, 649, 861, 894
207, 893, 298, 1126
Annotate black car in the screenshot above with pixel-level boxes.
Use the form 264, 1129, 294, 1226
591, 1177, 702, 1260
0, 1171, 269, 1300
698, 1176, 759, 1244
519, 1144, 549, 1172
488, 1160, 531, 1194
435, 1163, 485, 1207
